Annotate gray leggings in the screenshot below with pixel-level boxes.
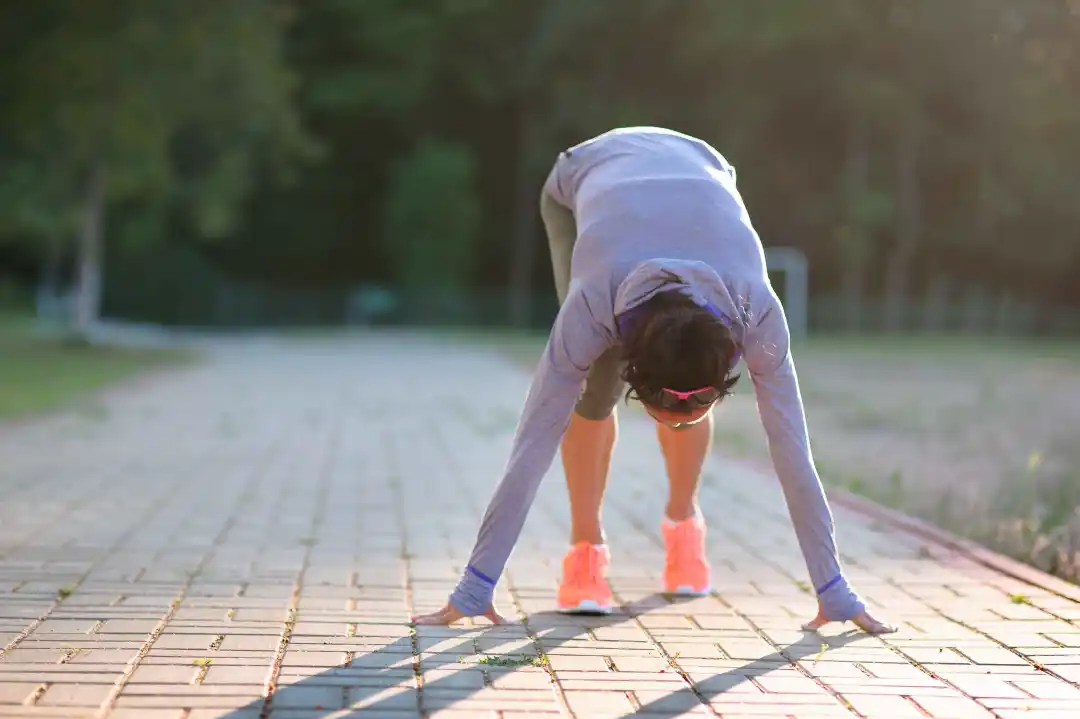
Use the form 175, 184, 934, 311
540, 156, 625, 420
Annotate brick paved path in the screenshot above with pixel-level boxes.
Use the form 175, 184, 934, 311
3, 334, 1080, 719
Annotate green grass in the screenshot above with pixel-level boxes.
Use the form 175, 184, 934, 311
0, 315, 195, 421
284, 324, 1080, 371
445, 328, 1080, 370
791, 334, 1080, 363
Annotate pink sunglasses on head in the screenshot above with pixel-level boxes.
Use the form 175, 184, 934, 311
656, 385, 720, 411
661, 386, 715, 401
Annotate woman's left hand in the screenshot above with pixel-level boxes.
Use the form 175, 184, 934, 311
802, 605, 898, 635
411, 601, 506, 627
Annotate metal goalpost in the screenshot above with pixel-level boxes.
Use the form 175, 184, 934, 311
764, 246, 808, 340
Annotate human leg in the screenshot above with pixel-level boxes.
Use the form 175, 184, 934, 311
541, 164, 625, 612
555, 348, 624, 613
656, 411, 714, 522
561, 411, 616, 546
655, 411, 714, 595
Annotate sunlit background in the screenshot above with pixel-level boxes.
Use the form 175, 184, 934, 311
2, 1, 1080, 583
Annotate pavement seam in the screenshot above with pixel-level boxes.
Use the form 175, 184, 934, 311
607, 584, 723, 718
429, 419, 575, 718
884, 573, 1080, 690
93, 425, 287, 719
259, 405, 340, 718
610, 493, 865, 718
389, 429, 427, 715
0, 455, 204, 660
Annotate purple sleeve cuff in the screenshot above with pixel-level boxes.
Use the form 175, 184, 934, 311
448, 567, 496, 617
817, 574, 865, 621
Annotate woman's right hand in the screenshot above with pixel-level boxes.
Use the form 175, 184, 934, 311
802, 604, 898, 635
411, 600, 507, 626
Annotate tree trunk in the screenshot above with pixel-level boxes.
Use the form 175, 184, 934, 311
36, 230, 63, 321
507, 108, 541, 328
975, 158, 996, 246
42, 231, 62, 294
921, 273, 949, 334
962, 285, 990, 335
994, 292, 1016, 337
840, 107, 870, 333
883, 115, 922, 334
73, 161, 106, 338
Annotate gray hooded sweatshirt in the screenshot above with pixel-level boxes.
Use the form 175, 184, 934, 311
449, 127, 864, 621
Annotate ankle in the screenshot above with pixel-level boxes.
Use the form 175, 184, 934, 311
570, 530, 605, 546
664, 504, 699, 524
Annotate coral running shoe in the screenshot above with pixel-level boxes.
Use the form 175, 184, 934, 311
662, 515, 711, 596
557, 542, 614, 614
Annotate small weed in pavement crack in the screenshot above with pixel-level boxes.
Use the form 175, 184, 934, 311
477, 654, 549, 668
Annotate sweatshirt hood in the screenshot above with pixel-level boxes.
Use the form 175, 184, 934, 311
613, 258, 753, 344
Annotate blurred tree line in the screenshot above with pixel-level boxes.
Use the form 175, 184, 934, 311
1, 0, 1078, 332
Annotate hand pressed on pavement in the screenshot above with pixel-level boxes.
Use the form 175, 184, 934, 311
411, 599, 895, 634
411, 601, 507, 626
802, 604, 898, 635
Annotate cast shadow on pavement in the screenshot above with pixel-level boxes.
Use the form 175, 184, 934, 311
215, 594, 864, 718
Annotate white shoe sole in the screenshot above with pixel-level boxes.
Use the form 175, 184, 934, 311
666, 584, 711, 597
556, 599, 614, 615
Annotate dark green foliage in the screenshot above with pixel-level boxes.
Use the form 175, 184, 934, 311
2, 0, 1079, 325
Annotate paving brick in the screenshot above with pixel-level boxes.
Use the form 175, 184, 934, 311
841, 694, 928, 718
1010, 680, 1080, 699
826, 681, 958, 697
0, 709, 102, 717
128, 665, 199, 683
561, 689, 637, 717
113, 694, 261, 709
346, 686, 419, 712
420, 688, 559, 712
978, 697, 1080, 710
952, 646, 1033, 666
0, 682, 39, 704
631, 688, 710, 714
541, 655, 611, 672
36, 682, 114, 706
940, 676, 1034, 699
2, 335, 1080, 718
560, 675, 686, 691
908, 695, 997, 718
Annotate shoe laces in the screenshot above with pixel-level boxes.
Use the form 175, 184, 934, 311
566, 544, 603, 586
665, 519, 702, 568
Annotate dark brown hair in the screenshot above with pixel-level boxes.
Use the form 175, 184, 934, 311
620, 290, 740, 411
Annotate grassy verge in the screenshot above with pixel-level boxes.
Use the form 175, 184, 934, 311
470, 328, 1080, 584
0, 315, 196, 421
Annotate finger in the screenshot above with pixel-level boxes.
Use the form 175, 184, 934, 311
852, 612, 878, 633
852, 612, 898, 635
409, 605, 448, 623
414, 613, 456, 626
483, 606, 507, 625
411, 612, 447, 626
413, 605, 460, 626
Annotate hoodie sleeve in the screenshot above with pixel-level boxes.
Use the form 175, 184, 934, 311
449, 286, 613, 616
742, 289, 865, 621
